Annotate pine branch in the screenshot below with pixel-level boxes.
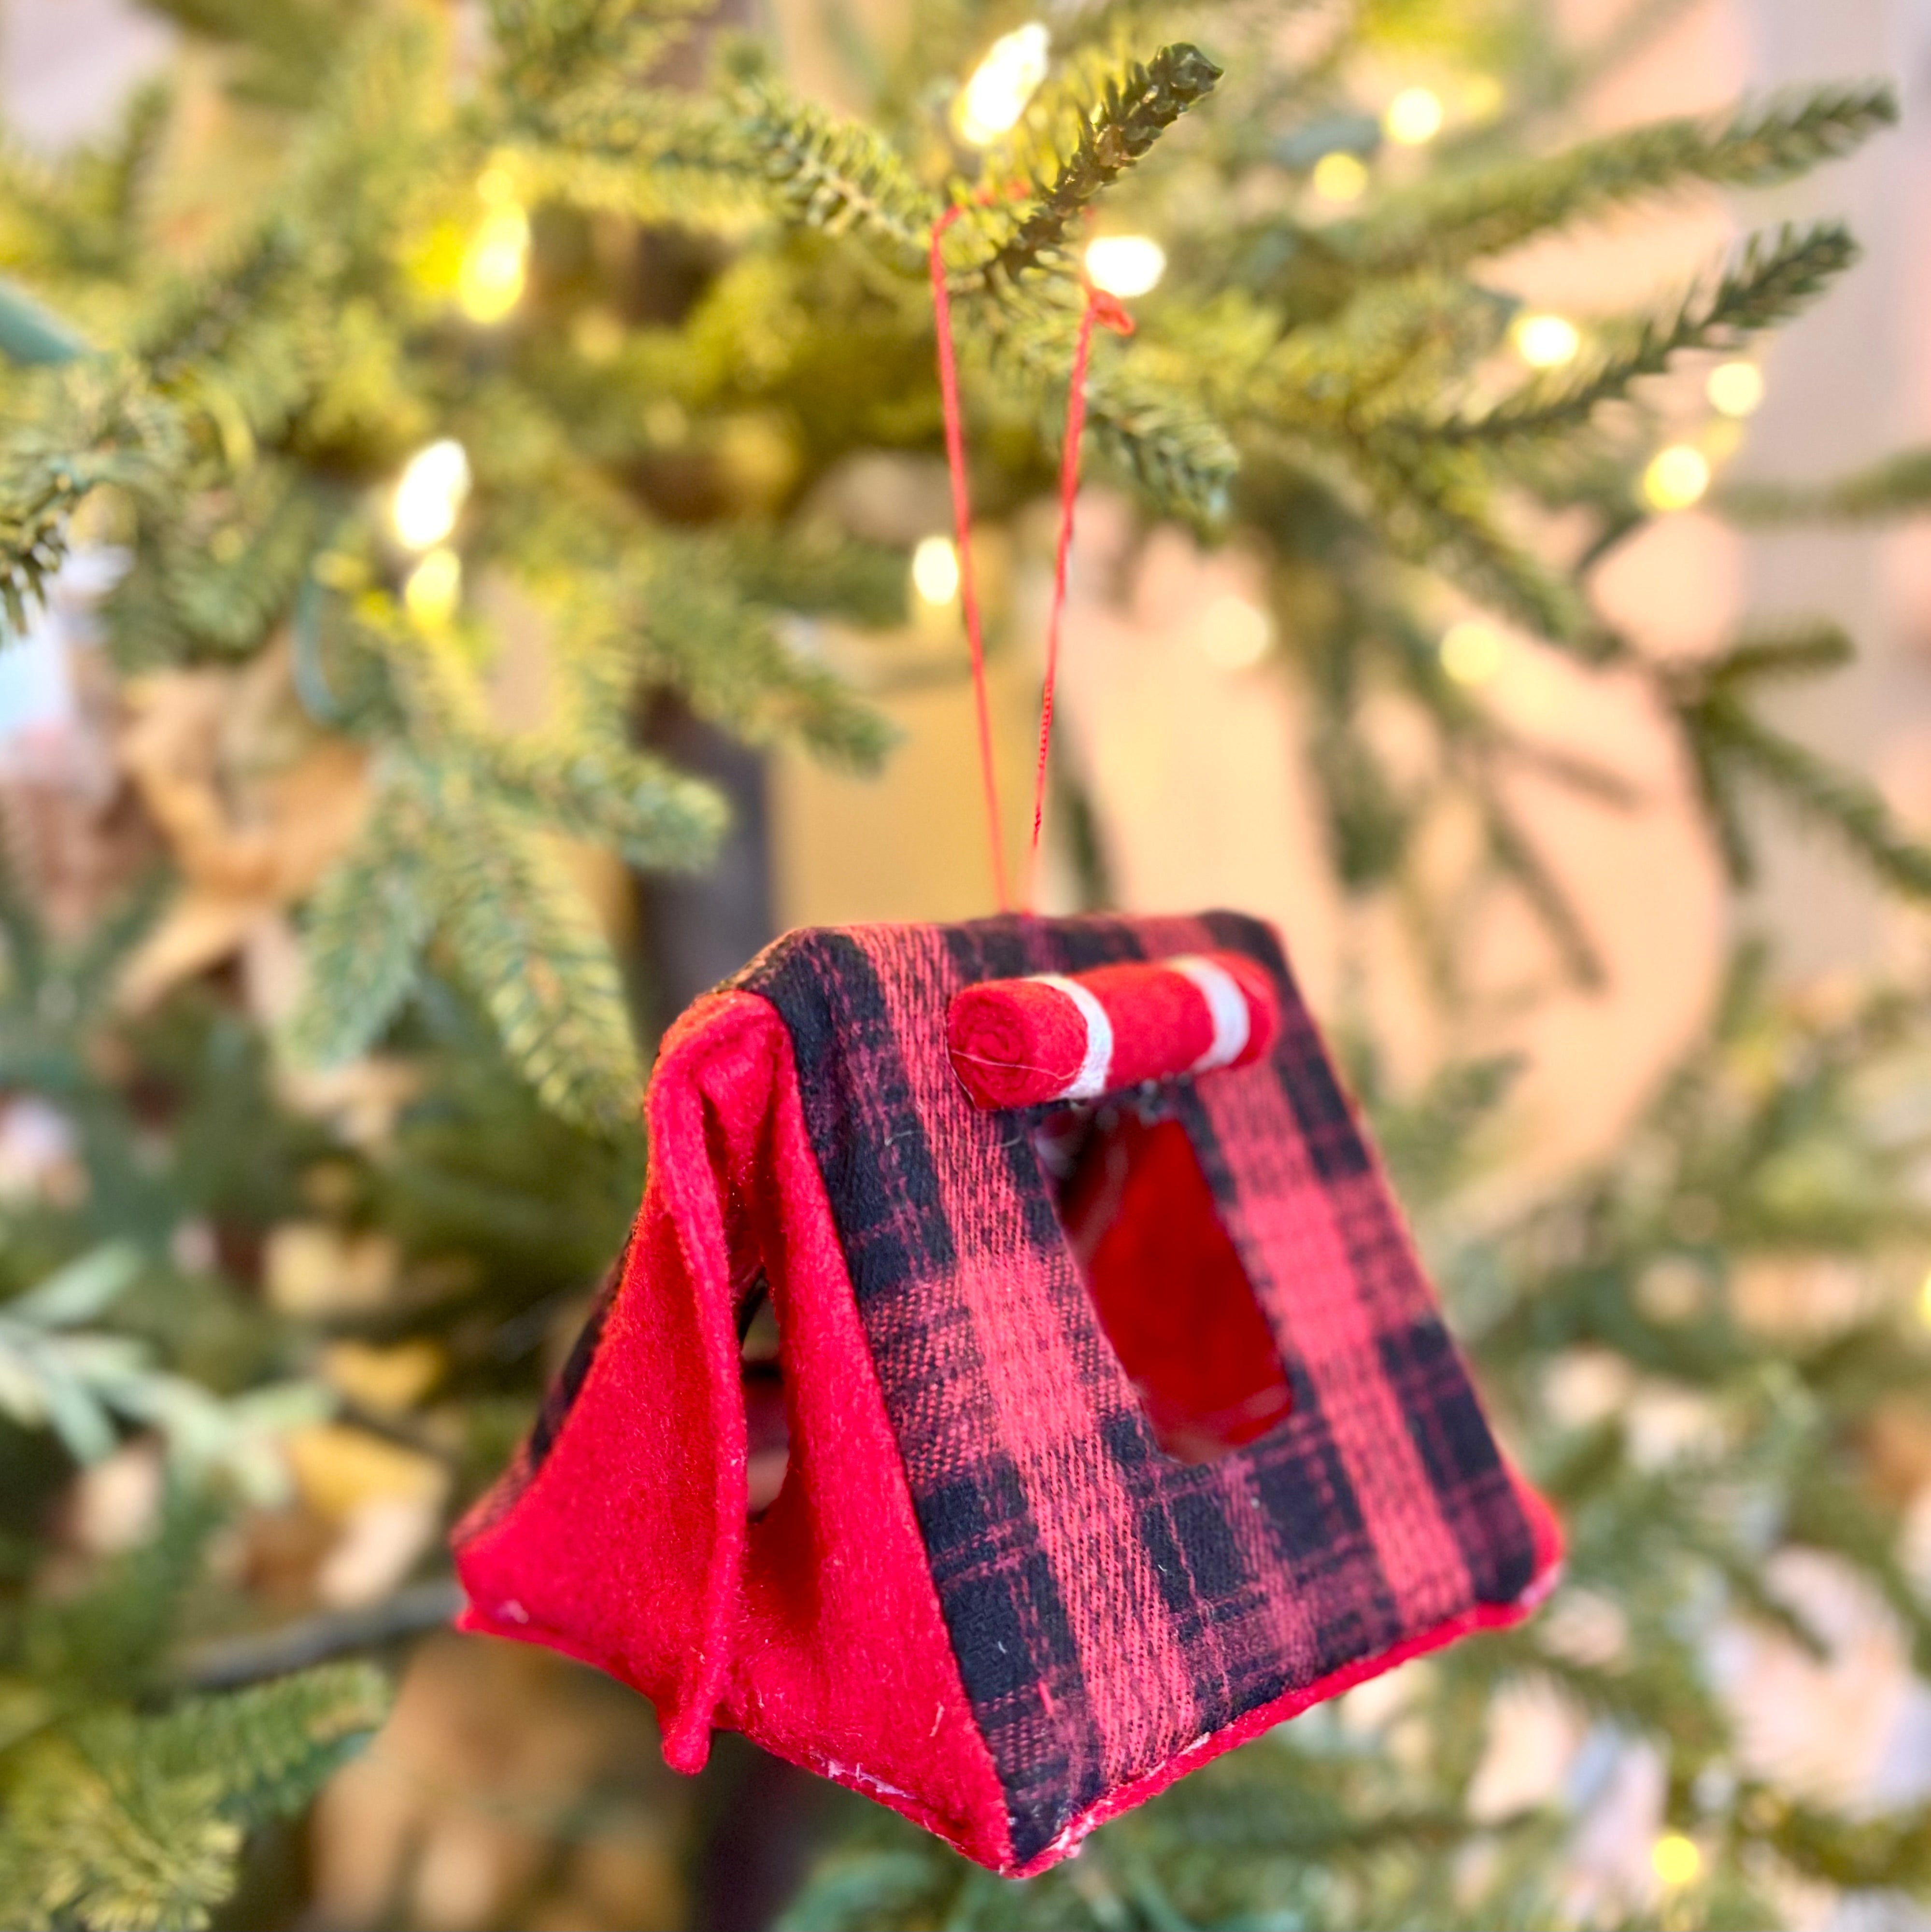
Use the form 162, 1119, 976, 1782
467, 735, 727, 868
980, 293, 1239, 523
1342, 437, 1602, 649
1432, 222, 1860, 446
712, 528, 908, 629
158, 464, 325, 656
1772, 1798, 1931, 1891
146, 1664, 389, 1830
489, 0, 708, 104
1082, 354, 1240, 526
176, 1581, 462, 1692
1481, 789, 1608, 987
616, 566, 897, 770
0, 1665, 385, 1932
1719, 445, 1931, 524
0, 363, 183, 635
134, 225, 303, 390
1255, 275, 1513, 443
1333, 83, 1895, 278
1670, 636, 1931, 896
1370, 1053, 1526, 1203
735, 81, 936, 265
967, 43, 1222, 288
142, 0, 351, 109
1700, 618, 1853, 686
423, 788, 644, 1136
283, 774, 437, 1069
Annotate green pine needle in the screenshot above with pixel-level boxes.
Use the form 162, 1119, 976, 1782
283, 775, 439, 1069
735, 81, 936, 265
967, 43, 1223, 289
1434, 221, 1860, 445
1720, 444, 1931, 523
1335, 82, 1896, 278
426, 788, 644, 1136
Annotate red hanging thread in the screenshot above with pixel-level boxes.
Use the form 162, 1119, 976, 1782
929, 204, 1132, 914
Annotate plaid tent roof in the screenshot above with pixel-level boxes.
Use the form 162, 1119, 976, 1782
734, 909, 1550, 1867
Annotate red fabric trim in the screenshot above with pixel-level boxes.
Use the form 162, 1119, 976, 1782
453, 989, 1014, 1869
1009, 1477, 1564, 1876
947, 952, 1280, 1108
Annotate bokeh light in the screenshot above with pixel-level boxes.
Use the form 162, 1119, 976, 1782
391, 440, 471, 550
1643, 445, 1711, 512
1707, 360, 1765, 418
1651, 1833, 1704, 1889
1198, 592, 1274, 670
403, 548, 462, 627
1085, 235, 1167, 298
1383, 87, 1445, 145
1311, 151, 1369, 204
1440, 619, 1504, 685
1514, 312, 1581, 369
457, 202, 530, 324
957, 23, 1050, 146
911, 535, 960, 606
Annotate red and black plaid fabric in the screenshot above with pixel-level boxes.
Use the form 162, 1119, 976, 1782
733, 910, 1544, 1868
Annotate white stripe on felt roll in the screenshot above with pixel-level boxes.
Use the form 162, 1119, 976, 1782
1033, 974, 1114, 1100
1170, 955, 1251, 1073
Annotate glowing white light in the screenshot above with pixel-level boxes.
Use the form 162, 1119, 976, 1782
1514, 312, 1581, 369
911, 535, 960, 606
1917, 1267, 1931, 1326
1383, 87, 1445, 145
391, 440, 471, 550
1310, 151, 1369, 204
1643, 445, 1710, 512
1706, 360, 1764, 418
957, 23, 1050, 146
1084, 235, 1166, 299
403, 548, 462, 626
1198, 592, 1274, 671
457, 202, 529, 324
1440, 619, 1504, 685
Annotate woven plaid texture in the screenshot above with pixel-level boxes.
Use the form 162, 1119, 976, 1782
735, 910, 1541, 1867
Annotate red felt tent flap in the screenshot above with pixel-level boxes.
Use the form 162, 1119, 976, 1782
642, 1024, 755, 1772
453, 991, 1015, 1865
450, 1000, 755, 1776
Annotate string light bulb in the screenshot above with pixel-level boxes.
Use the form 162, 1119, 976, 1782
1707, 361, 1765, 418
457, 200, 530, 324
956, 23, 1050, 146
1084, 235, 1166, 298
1310, 151, 1369, 204
403, 548, 462, 627
1462, 74, 1505, 122
1651, 1833, 1703, 1889
1383, 87, 1445, 145
1198, 592, 1273, 671
1440, 619, 1504, 685
391, 439, 471, 550
1917, 1267, 1931, 1326
911, 535, 960, 606
1643, 445, 1711, 512
1513, 312, 1581, 369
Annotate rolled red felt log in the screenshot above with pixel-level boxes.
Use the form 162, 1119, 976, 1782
947, 952, 1278, 1110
